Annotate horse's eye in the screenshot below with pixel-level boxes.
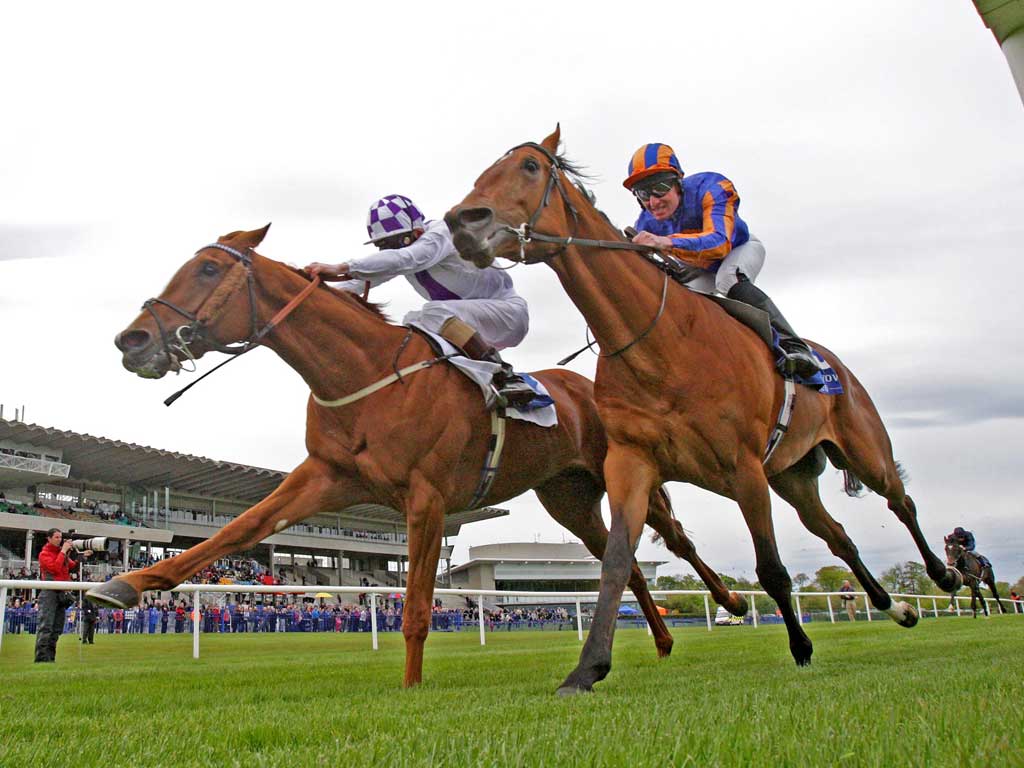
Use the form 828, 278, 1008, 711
200, 261, 219, 277
522, 157, 540, 173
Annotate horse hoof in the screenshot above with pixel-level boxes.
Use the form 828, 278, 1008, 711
791, 642, 813, 667
885, 601, 919, 628
655, 638, 673, 658
86, 578, 140, 609
727, 592, 749, 617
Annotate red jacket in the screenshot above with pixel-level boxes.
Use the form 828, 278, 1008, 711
38, 541, 78, 581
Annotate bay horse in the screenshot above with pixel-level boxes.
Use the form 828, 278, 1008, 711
447, 126, 960, 694
944, 537, 1006, 617
87, 224, 746, 687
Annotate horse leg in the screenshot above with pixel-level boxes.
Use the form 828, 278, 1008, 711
736, 460, 813, 666
769, 468, 917, 628
645, 487, 748, 617
87, 458, 339, 608
984, 571, 1007, 614
535, 471, 674, 659
828, 402, 960, 592
400, 480, 446, 688
557, 446, 658, 695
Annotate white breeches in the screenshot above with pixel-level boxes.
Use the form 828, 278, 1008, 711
684, 235, 766, 295
403, 295, 529, 350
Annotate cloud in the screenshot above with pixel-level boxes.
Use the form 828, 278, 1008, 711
0, 226, 85, 261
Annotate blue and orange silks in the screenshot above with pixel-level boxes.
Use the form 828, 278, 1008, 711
634, 172, 749, 272
623, 143, 684, 188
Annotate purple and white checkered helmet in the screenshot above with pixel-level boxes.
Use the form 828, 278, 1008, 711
364, 194, 426, 245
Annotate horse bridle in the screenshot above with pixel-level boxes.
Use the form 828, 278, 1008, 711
497, 142, 671, 360
142, 242, 320, 405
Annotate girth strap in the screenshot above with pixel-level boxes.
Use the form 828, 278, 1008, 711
763, 378, 797, 464
311, 356, 450, 408
466, 408, 507, 510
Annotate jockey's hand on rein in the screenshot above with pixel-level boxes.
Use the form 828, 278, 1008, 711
304, 262, 351, 281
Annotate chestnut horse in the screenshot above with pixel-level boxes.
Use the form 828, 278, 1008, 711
447, 127, 960, 694
87, 225, 744, 687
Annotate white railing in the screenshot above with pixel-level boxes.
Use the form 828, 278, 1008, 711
1, 581, 1019, 658
0, 453, 70, 478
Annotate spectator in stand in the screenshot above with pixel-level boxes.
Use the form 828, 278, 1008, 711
35, 528, 90, 663
839, 580, 857, 622
174, 604, 185, 633
80, 598, 99, 644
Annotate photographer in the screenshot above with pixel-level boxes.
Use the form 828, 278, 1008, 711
34, 528, 91, 663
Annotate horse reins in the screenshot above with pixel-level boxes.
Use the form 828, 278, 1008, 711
145, 242, 320, 406
499, 142, 697, 364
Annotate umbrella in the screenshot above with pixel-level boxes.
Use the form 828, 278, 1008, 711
314, 592, 333, 599
656, 605, 668, 616
618, 604, 641, 615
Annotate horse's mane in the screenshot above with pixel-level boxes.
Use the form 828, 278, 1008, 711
556, 148, 630, 241
279, 262, 391, 322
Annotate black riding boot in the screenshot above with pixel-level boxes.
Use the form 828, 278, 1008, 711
462, 334, 536, 408
727, 275, 818, 379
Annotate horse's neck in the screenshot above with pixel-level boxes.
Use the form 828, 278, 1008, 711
547, 206, 702, 363
252, 260, 411, 400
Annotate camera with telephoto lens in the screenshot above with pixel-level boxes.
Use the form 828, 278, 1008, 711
69, 536, 109, 553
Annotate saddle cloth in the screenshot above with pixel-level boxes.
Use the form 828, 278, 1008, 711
699, 293, 843, 395
408, 324, 558, 428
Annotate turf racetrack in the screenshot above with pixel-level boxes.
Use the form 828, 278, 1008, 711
2, 617, 1021, 767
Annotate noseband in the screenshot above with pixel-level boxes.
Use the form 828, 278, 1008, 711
141, 242, 320, 405
142, 243, 262, 370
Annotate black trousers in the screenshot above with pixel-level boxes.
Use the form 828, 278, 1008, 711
82, 617, 97, 644
34, 590, 66, 662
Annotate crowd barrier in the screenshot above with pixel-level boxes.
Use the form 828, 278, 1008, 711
1, 580, 1020, 659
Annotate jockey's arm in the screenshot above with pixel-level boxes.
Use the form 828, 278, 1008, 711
345, 227, 451, 280
634, 179, 739, 271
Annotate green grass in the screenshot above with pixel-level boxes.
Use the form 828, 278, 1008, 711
1, 618, 1022, 768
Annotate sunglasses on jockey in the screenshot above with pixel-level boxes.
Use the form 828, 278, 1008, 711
632, 179, 678, 203
373, 232, 414, 250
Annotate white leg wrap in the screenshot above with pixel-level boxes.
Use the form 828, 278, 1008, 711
885, 601, 911, 622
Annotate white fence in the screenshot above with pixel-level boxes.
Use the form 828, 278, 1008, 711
1, 580, 1020, 659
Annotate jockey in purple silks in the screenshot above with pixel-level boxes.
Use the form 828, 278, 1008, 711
305, 194, 535, 407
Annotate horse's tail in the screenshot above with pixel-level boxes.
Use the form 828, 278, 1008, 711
842, 470, 865, 497
842, 461, 909, 498
648, 485, 675, 544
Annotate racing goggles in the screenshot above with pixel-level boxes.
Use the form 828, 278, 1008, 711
633, 179, 677, 202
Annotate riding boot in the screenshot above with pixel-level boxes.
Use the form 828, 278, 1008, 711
727, 275, 818, 379
461, 333, 536, 408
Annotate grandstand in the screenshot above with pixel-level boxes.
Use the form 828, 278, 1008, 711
0, 415, 507, 590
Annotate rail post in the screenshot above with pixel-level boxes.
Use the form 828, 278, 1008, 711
192, 590, 201, 660
575, 598, 583, 641
370, 592, 378, 651
795, 594, 803, 625
751, 593, 758, 628
955, 596, 962, 616
478, 593, 486, 646
703, 594, 712, 631
916, 597, 922, 620
932, 597, 939, 618
865, 593, 872, 622
826, 594, 834, 623
0, 586, 7, 652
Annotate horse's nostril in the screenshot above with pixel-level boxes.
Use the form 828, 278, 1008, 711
457, 207, 494, 230
116, 329, 151, 352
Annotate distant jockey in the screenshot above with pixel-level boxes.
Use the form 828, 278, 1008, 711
623, 143, 818, 378
304, 194, 535, 407
951, 527, 976, 553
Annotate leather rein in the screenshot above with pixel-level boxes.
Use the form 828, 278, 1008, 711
145, 242, 320, 406
499, 142, 692, 362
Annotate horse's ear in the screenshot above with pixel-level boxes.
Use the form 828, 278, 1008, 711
541, 124, 561, 154
220, 223, 272, 249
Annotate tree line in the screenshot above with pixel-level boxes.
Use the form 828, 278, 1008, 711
654, 563, 1023, 615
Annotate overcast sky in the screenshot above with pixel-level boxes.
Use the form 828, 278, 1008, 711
2, 2, 1022, 584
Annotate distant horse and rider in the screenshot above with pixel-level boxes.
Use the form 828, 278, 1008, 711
944, 527, 1006, 617
88, 221, 747, 688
